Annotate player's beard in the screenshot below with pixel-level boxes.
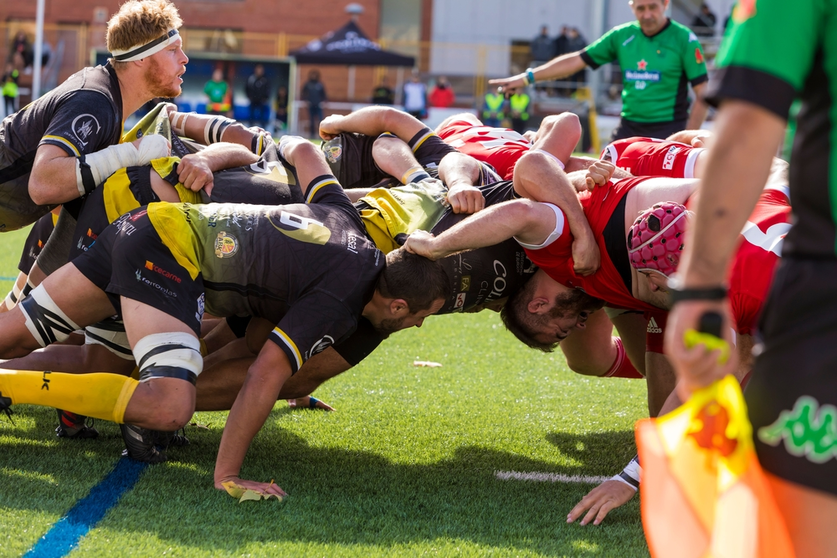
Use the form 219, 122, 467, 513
372, 316, 404, 338
146, 56, 182, 98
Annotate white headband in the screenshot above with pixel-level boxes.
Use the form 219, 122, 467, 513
111, 29, 179, 62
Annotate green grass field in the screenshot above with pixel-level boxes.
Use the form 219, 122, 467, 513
0, 225, 651, 557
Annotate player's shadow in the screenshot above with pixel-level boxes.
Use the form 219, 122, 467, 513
1, 405, 645, 557
545, 430, 638, 470
0, 410, 644, 555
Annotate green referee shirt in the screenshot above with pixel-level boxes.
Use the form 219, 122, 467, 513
706, 0, 837, 258
581, 19, 708, 123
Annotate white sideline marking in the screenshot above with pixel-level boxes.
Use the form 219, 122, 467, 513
495, 470, 610, 484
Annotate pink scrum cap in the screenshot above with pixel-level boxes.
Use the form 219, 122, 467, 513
627, 201, 691, 277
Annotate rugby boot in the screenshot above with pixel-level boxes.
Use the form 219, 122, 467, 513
0, 392, 12, 422
151, 428, 189, 450
120, 423, 167, 463
55, 409, 99, 439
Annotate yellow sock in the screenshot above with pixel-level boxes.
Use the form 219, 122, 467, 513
0, 369, 138, 423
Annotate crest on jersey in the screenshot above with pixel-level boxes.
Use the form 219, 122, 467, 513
322, 139, 343, 163
695, 48, 704, 65
307, 335, 334, 359
214, 231, 239, 258
71, 114, 102, 148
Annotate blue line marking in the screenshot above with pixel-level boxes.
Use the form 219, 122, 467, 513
24, 458, 148, 558
0, 276, 17, 282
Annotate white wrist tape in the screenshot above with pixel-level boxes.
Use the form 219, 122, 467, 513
76, 136, 169, 196
532, 148, 566, 170
611, 455, 641, 491
171, 112, 189, 137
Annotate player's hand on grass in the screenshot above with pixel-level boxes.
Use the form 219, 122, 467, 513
571, 233, 600, 276
447, 184, 485, 214
217, 476, 287, 500
403, 230, 441, 260
287, 396, 334, 411
584, 160, 616, 191
177, 152, 215, 195
319, 115, 345, 141
566, 480, 636, 526
665, 299, 738, 402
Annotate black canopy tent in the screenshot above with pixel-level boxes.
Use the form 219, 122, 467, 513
291, 20, 414, 67
290, 20, 415, 131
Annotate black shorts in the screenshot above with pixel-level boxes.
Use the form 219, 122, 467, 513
18, 212, 56, 274
746, 258, 837, 495
71, 208, 205, 336
610, 118, 687, 142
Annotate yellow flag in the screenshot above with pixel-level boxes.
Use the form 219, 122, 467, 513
636, 376, 794, 558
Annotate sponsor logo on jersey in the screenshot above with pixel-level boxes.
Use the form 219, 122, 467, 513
647, 317, 662, 334
134, 269, 178, 298
625, 70, 662, 82
758, 396, 837, 464
637, 59, 649, 71
86, 228, 97, 240
129, 209, 148, 222
454, 292, 467, 309
489, 260, 508, 299
695, 48, 705, 65
688, 31, 700, 43
307, 335, 335, 360
460, 276, 471, 291
71, 114, 102, 148
196, 293, 205, 322
346, 232, 359, 254
145, 260, 182, 283
622, 35, 636, 47
214, 231, 239, 258
663, 146, 681, 170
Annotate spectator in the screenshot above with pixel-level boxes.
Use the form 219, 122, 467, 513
301, 69, 327, 138
9, 31, 33, 72
691, 2, 717, 37
508, 87, 531, 134
245, 63, 271, 128
274, 85, 289, 135
428, 76, 455, 108
531, 25, 555, 66
554, 26, 570, 58
482, 86, 506, 127
403, 69, 427, 120
565, 28, 588, 92
371, 76, 395, 105
2, 65, 19, 117
204, 68, 230, 116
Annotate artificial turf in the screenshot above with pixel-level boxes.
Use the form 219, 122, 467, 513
0, 224, 651, 557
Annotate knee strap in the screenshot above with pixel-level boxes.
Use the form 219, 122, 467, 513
20, 285, 80, 347
133, 332, 203, 385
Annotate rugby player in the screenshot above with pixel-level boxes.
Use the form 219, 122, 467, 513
319, 105, 602, 276
2, 0, 187, 295
0, 141, 449, 498
567, 181, 791, 526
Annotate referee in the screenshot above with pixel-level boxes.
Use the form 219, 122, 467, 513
492, 0, 708, 141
